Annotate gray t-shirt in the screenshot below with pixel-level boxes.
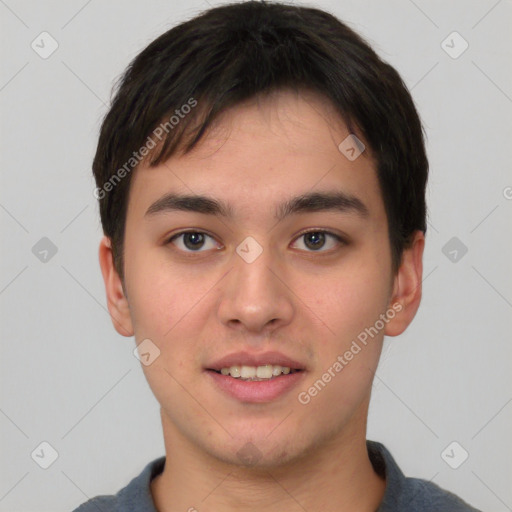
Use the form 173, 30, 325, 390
72, 441, 481, 511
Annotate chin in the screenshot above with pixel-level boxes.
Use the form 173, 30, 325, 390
205, 431, 307, 470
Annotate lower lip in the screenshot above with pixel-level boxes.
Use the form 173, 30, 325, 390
205, 370, 306, 403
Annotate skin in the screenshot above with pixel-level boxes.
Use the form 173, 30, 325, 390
99, 89, 424, 512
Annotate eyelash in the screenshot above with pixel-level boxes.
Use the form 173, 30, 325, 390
165, 229, 347, 255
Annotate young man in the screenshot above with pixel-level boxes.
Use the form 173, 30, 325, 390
76, 1, 480, 510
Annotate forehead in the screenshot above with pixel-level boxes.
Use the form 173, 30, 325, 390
127, 89, 384, 223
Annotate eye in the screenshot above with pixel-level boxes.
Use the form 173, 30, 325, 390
291, 230, 345, 252
167, 231, 220, 252
166, 229, 346, 254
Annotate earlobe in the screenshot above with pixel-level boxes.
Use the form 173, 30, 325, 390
98, 236, 134, 337
384, 231, 425, 337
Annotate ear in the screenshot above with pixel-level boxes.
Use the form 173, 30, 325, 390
384, 230, 425, 337
98, 236, 134, 337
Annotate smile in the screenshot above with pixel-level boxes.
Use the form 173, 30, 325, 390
214, 364, 300, 380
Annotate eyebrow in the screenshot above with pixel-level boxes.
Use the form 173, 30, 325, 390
144, 190, 369, 221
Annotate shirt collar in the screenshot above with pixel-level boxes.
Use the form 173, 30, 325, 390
114, 440, 404, 511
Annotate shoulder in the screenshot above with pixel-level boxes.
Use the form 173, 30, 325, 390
72, 495, 117, 512
400, 476, 482, 511
70, 455, 166, 512
367, 441, 481, 512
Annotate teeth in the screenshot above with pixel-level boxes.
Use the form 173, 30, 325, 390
217, 364, 296, 379
240, 365, 256, 378
229, 366, 241, 378
272, 365, 282, 376
256, 365, 273, 379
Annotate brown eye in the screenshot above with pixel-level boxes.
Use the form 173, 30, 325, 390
292, 230, 345, 252
168, 231, 220, 252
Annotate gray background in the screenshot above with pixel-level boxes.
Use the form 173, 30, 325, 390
1, 0, 511, 510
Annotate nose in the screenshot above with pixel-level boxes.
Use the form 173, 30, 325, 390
217, 238, 294, 336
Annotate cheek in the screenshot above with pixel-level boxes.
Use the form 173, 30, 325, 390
124, 248, 213, 365
127, 273, 174, 338
124, 244, 183, 343
297, 267, 389, 419
313, 254, 391, 343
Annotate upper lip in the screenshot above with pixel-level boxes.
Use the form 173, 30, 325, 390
206, 351, 306, 371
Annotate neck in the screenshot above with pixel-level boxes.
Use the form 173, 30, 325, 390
151, 402, 386, 512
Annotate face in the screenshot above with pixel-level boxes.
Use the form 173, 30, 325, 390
100, 89, 423, 468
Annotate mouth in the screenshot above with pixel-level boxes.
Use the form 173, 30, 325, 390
206, 364, 304, 381
204, 354, 306, 402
